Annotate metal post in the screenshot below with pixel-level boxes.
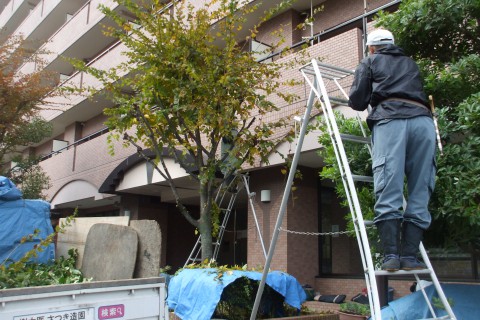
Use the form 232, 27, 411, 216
376, 275, 388, 307
249, 77, 317, 320
242, 175, 267, 260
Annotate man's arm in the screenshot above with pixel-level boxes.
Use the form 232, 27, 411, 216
348, 61, 371, 111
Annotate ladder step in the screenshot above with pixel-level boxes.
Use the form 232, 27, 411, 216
351, 175, 373, 183
374, 269, 432, 276
329, 96, 349, 106
363, 220, 374, 227
340, 133, 371, 144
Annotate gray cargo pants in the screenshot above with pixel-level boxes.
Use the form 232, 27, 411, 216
371, 116, 437, 230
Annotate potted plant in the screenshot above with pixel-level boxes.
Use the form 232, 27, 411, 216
338, 301, 370, 320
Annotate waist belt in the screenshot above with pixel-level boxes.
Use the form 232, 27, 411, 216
383, 98, 430, 110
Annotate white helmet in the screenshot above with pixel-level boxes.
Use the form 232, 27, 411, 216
366, 29, 394, 46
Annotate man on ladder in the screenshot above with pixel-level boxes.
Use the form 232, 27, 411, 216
348, 29, 437, 272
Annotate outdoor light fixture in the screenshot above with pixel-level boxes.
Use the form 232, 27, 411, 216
260, 190, 271, 203
294, 116, 304, 140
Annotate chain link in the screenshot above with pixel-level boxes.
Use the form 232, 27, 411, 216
278, 226, 374, 237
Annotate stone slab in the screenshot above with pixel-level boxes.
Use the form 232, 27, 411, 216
56, 216, 129, 269
130, 220, 162, 278
81, 223, 138, 281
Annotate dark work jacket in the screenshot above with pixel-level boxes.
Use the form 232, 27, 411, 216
348, 45, 431, 129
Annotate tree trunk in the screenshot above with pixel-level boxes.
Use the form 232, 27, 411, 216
198, 181, 213, 261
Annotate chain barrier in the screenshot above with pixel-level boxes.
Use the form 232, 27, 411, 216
278, 226, 374, 237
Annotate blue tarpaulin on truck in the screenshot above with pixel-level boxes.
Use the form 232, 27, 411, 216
379, 283, 480, 320
0, 176, 55, 265
167, 268, 307, 320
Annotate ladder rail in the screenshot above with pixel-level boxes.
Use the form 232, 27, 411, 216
302, 66, 378, 312
415, 273, 438, 318
185, 236, 202, 266
420, 242, 456, 319
186, 173, 270, 266
185, 177, 240, 266
302, 59, 456, 320
309, 60, 383, 320
212, 191, 239, 259
334, 74, 456, 319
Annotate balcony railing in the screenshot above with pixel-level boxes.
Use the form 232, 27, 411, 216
40, 127, 109, 161
257, 0, 401, 63
0, 0, 23, 28
13, 0, 60, 39
18, 0, 118, 74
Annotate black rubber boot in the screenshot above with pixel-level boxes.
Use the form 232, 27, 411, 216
376, 219, 401, 272
400, 222, 427, 270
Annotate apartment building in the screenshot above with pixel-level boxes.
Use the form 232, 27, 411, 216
1, 0, 475, 300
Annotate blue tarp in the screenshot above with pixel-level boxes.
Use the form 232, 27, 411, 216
167, 268, 307, 320
0, 176, 55, 265
379, 283, 480, 320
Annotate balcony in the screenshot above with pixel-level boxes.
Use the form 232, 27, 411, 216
0, 0, 40, 43
12, 0, 89, 53
40, 39, 126, 140
39, 0, 354, 158
18, 0, 121, 77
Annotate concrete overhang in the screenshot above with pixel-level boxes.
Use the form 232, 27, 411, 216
50, 179, 119, 210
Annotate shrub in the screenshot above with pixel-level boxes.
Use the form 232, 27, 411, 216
339, 301, 370, 316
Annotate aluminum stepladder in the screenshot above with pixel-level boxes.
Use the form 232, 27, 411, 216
185, 173, 267, 266
299, 59, 456, 320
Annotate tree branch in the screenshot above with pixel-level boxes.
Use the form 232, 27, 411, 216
123, 133, 198, 227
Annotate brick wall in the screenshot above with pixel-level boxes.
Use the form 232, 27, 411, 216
64, 122, 82, 144
246, 166, 319, 285
314, 277, 414, 301
304, 0, 391, 35
40, 132, 136, 200
257, 9, 296, 50
246, 28, 363, 168
35, 140, 54, 158
82, 113, 108, 138
313, 0, 364, 33
286, 166, 319, 285
248, 166, 289, 270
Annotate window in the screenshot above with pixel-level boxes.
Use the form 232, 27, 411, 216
59, 73, 70, 83
52, 139, 68, 153
319, 186, 334, 274
250, 39, 272, 63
